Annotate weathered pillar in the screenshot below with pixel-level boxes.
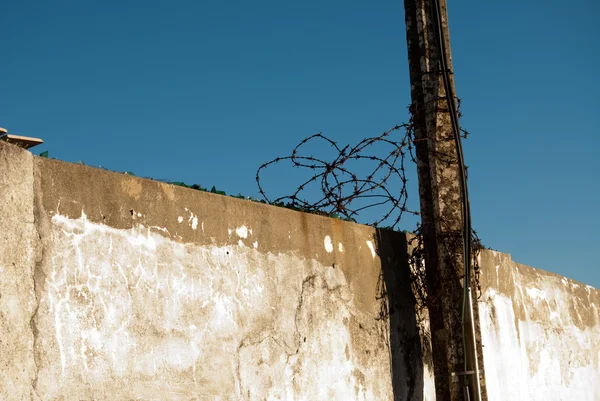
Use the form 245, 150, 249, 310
403, 0, 486, 400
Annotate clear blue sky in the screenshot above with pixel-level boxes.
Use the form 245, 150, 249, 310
2, 0, 598, 287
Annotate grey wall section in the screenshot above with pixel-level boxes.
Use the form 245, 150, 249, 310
478, 251, 600, 401
1, 141, 599, 400
0, 142, 433, 401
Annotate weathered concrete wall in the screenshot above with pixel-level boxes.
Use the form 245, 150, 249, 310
2, 141, 599, 400
478, 251, 600, 401
0, 140, 39, 400
0, 141, 433, 400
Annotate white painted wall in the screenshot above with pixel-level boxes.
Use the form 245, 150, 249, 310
478, 251, 600, 401
33, 211, 398, 400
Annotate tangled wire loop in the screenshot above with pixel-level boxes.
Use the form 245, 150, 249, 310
256, 123, 421, 229
408, 225, 485, 306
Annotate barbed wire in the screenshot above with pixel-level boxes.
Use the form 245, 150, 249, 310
256, 123, 423, 228
408, 225, 485, 311
256, 112, 470, 229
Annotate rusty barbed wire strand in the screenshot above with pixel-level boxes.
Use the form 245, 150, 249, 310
408, 225, 485, 309
256, 123, 421, 228
256, 113, 470, 229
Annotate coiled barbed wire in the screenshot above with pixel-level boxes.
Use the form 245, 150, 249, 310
256, 123, 421, 228
256, 101, 471, 229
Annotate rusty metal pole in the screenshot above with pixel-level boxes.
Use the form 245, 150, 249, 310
403, 0, 486, 400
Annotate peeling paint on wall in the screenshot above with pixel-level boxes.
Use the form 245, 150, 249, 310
235, 226, 250, 239
32, 211, 395, 400
5, 142, 597, 401
324, 235, 334, 253
366, 241, 376, 259
478, 251, 600, 401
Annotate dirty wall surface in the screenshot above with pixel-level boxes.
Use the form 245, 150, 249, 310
2, 141, 599, 401
0, 142, 433, 401
478, 251, 600, 401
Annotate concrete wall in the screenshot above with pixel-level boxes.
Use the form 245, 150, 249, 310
0, 141, 433, 401
0, 140, 39, 400
1, 141, 599, 401
478, 251, 600, 401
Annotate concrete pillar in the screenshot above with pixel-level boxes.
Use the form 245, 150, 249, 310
403, 0, 487, 400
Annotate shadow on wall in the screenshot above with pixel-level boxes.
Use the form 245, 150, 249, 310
375, 229, 425, 401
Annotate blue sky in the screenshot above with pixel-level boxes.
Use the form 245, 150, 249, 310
2, 0, 598, 287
